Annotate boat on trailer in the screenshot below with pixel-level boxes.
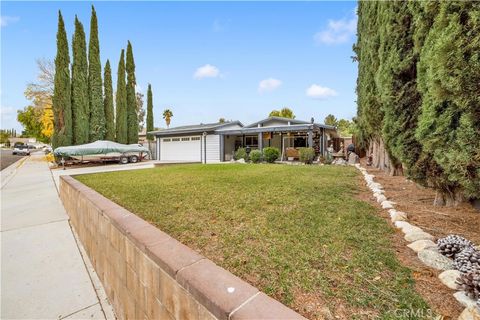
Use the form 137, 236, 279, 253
53, 140, 150, 164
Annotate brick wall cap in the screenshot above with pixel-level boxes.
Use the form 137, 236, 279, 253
177, 259, 259, 320
146, 238, 204, 278
127, 223, 172, 252
230, 292, 306, 320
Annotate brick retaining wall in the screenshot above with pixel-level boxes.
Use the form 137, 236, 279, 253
59, 175, 305, 320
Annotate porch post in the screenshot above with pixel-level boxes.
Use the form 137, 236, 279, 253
220, 135, 225, 162
280, 132, 284, 160
307, 129, 313, 148
258, 132, 263, 152
156, 137, 160, 160
321, 129, 325, 156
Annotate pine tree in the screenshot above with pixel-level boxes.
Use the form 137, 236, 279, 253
88, 5, 105, 141
126, 41, 138, 144
71, 16, 89, 145
104, 60, 115, 141
115, 49, 127, 143
52, 11, 72, 149
146, 84, 154, 141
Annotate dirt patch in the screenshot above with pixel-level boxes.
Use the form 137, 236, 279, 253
360, 163, 480, 319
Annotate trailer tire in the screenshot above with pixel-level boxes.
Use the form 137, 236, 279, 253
129, 155, 139, 163
119, 155, 129, 164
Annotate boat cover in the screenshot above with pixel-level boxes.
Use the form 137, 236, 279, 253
54, 140, 150, 157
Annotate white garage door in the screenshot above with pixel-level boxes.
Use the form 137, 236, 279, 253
160, 136, 201, 161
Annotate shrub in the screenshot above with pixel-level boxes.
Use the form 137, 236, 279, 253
249, 149, 262, 163
234, 147, 246, 160
299, 147, 315, 164
263, 147, 280, 163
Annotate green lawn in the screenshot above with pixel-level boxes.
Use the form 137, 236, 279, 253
76, 164, 429, 319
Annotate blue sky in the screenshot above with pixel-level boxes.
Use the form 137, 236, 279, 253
1, 1, 358, 131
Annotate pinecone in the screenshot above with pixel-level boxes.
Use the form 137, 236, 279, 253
454, 247, 480, 274
455, 270, 480, 300
437, 235, 474, 259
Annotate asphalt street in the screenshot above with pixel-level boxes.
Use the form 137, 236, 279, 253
1, 150, 25, 171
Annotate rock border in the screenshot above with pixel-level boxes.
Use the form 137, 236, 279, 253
353, 163, 480, 319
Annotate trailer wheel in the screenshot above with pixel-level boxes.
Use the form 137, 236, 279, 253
119, 155, 129, 164
129, 155, 139, 163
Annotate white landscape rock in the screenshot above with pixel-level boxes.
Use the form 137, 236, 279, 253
390, 211, 408, 222
376, 194, 387, 203
407, 239, 436, 253
438, 270, 461, 290
454, 292, 479, 309
394, 221, 423, 234
371, 187, 384, 194
458, 306, 480, 320
405, 231, 435, 242
418, 248, 454, 270
381, 200, 395, 209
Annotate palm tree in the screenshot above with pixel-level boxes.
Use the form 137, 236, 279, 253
163, 109, 173, 128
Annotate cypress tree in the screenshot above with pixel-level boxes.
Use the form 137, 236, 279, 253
146, 84, 154, 141
126, 41, 138, 144
104, 60, 115, 141
375, 2, 421, 176
355, 1, 393, 172
71, 16, 89, 145
416, 1, 480, 204
115, 49, 127, 143
52, 11, 72, 149
88, 5, 105, 141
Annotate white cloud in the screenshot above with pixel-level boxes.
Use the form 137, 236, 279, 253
314, 11, 357, 45
306, 84, 337, 99
193, 64, 220, 79
1, 16, 20, 27
258, 78, 282, 93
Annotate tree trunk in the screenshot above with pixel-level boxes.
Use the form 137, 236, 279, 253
367, 137, 403, 176
434, 190, 465, 207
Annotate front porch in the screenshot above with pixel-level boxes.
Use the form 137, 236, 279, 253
218, 124, 335, 161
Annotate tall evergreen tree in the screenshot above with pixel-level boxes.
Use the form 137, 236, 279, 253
115, 49, 127, 143
103, 60, 115, 141
126, 41, 138, 144
375, 2, 420, 176
71, 16, 89, 145
146, 84, 154, 141
88, 5, 105, 141
354, 1, 382, 148
52, 11, 72, 149
416, 1, 480, 204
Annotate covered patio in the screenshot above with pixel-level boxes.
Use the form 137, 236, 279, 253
218, 123, 338, 161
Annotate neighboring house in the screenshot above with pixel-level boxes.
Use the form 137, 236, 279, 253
149, 116, 338, 163
8, 137, 38, 147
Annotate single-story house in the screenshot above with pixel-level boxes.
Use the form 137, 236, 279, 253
149, 116, 338, 163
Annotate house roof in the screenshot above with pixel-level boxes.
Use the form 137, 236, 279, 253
149, 117, 337, 136
244, 116, 311, 128
149, 121, 243, 136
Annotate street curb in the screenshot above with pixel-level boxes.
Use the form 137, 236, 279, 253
1, 156, 29, 189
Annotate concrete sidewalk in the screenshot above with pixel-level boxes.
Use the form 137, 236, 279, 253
1, 153, 112, 319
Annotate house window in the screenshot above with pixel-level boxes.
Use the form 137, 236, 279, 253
181, 137, 190, 141
245, 136, 258, 147
163, 138, 171, 142
191, 137, 201, 141
294, 136, 307, 148
172, 138, 180, 142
